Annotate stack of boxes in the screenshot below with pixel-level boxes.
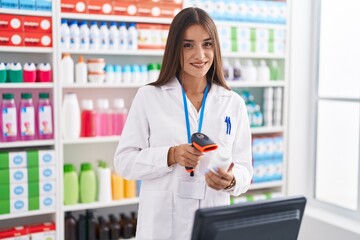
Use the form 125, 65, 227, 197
0, 0, 52, 11
137, 23, 170, 50
252, 134, 283, 183
0, 149, 56, 215
0, 14, 52, 47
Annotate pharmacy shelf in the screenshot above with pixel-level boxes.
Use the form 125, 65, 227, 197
215, 20, 286, 30
0, 8, 52, 17
61, 13, 172, 25
62, 136, 120, 145
62, 82, 145, 88
60, 49, 164, 56
0, 139, 55, 149
250, 126, 284, 134
0, 46, 53, 53
249, 181, 283, 190
222, 52, 285, 59
228, 81, 285, 88
63, 198, 139, 212
0, 209, 55, 221
0, 83, 54, 88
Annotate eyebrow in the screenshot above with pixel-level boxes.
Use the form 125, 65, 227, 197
183, 38, 212, 42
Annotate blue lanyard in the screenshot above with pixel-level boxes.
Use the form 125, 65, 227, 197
180, 83, 210, 143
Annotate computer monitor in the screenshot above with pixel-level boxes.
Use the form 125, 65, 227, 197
191, 196, 306, 240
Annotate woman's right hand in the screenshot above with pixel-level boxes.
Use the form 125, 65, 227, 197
168, 144, 203, 167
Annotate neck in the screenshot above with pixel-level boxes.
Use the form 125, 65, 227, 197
180, 75, 207, 95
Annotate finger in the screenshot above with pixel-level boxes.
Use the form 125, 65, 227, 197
205, 174, 223, 190
206, 171, 230, 187
227, 162, 234, 172
215, 168, 233, 181
187, 145, 203, 156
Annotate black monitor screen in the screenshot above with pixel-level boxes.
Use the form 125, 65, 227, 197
191, 196, 306, 240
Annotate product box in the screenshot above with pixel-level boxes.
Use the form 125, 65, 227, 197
1, 0, 19, 9
255, 39, 269, 54
28, 222, 56, 240
10, 182, 28, 199
40, 194, 56, 210
112, 0, 138, 16
27, 149, 56, 167
39, 180, 56, 196
36, 0, 52, 11
137, 23, 163, 49
0, 184, 10, 201
23, 32, 52, 47
0, 199, 10, 214
61, 0, 86, 13
269, 29, 286, 41
0, 14, 23, 32
269, 40, 285, 54
0, 226, 29, 240
10, 198, 28, 213
256, 28, 269, 40
87, 0, 113, 15
236, 39, 252, 53
9, 168, 28, 184
19, 0, 36, 10
23, 16, 52, 33
0, 32, 23, 46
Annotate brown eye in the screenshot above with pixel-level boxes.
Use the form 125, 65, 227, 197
184, 43, 193, 48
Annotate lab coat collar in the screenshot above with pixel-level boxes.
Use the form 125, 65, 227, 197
160, 77, 180, 91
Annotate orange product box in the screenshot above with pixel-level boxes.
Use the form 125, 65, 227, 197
0, 32, 23, 46
23, 32, 52, 47
137, 23, 164, 49
61, 0, 87, 13
142, 0, 183, 8
23, 16, 52, 34
87, 0, 113, 15
137, 2, 158, 18
112, 0, 138, 16
158, 3, 182, 18
0, 14, 23, 32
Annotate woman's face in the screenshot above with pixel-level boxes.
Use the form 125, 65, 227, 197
180, 24, 214, 81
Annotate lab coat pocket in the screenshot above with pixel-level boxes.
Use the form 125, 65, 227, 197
139, 190, 173, 239
218, 116, 235, 147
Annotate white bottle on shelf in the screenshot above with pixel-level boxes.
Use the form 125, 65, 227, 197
75, 55, 87, 83
118, 22, 128, 50
257, 60, 270, 82
242, 60, 257, 82
128, 23, 138, 50
263, 87, 274, 127
222, 58, 233, 81
79, 21, 90, 49
99, 22, 109, 50
109, 22, 119, 50
69, 20, 80, 49
97, 161, 112, 203
60, 19, 70, 49
62, 93, 81, 139
233, 59, 242, 81
60, 53, 74, 84
89, 21, 100, 50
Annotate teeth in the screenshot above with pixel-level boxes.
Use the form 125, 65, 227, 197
192, 63, 205, 67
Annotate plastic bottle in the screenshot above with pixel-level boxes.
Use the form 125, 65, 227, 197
78, 214, 87, 240
65, 212, 77, 240
130, 212, 137, 236
108, 214, 121, 240
99, 22, 109, 50
109, 22, 119, 49
89, 21, 100, 50
242, 60, 257, 82
37, 92, 54, 139
79, 21, 90, 49
112, 98, 127, 136
0, 62, 6, 83
222, 58, 233, 81
118, 22, 128, 50
63, 163, 79, 205
123, 216, 134, 239
60, 53, 74, 84
127, 23, 138, 50
60, 19, 71, 49
8, 62, 23, 83
263, 87, 274, 127
270, 60, 279, 81
147, 63, 159, 82
111, 173, 124, 200
140, 64, 148, 83
86, 210, 97, 240
252, 105, 263, 127
23, 63, 36, 83
37, 63, 52, 82
97, 216, 110, 240
75, 55, 88, 83
97, 160, 112, 203
124, 180, 136, 198
233, 59, 242, 81
69, 20, 80, 49
257, 60, 270, 82
131, 64, 141, 83
114, 65, 122, 83
19, 93, 35, 141
80, 99, 96, 137
96, 99, 112, 136
122, 65, 132, 83
80, 163, 97, 203
207, 147, 232, 173
62, 93, 81, 139
1, 93, 18, 142
105, 64, 115, 83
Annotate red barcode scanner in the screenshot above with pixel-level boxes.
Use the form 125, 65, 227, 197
186, 133, 218, 177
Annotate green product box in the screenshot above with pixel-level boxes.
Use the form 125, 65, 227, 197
0, 184, 10, 201
28, 167, 39, 183
269, 29, 274, 41
28, 182, 40, 198
0, 169, 10, 185
250, 28, 256, 41
0, 152, 9, 170
231, 40, 237, 52
28, 196, 40, 211
27, 150, 39, 168
251, 40, 256, 52
0, 199, 10, 214
269, 40, 274, 53
231, 27, 237, 41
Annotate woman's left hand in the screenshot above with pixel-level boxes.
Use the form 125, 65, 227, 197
205, 163, 234, 190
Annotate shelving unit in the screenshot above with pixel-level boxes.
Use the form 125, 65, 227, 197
0, 1, 290, 238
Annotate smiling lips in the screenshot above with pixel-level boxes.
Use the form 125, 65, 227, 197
191, 62, 207, 68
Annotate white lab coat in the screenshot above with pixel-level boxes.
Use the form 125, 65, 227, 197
114, 77, 253, 240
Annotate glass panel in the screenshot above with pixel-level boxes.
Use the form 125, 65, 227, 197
316, 100, 360, 210
318, 0, 360, 99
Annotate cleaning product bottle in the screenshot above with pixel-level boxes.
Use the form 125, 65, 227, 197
1, 93, 18, 142
23, 63, 36, 82
97, 160, 112, 203
80, 163, 97, 203
96, 99, 112, 136
65, 211, 77, 240
233, 59, 242, 81
0, 62, 6, 83
111, 172, 124, 200
75, 55, 87, 83
80, 99, 96, 137
19, 93, 35, 141
37, 92, 53, 139
60, 53, 74, 84
127, 23, 138, 50
37, 63, 52, 82
60, 19, 71, 49
89, 21, 100, 50
79, 21, 90, 49
109, 22, 119, 49
69, 20, 80, 49
118, 22, 128, 50
8, 62, 23, 83
112, 98, 127, 136
63, 163, 79, 205
62, 93, 81, 139
99, 21, 109, 50
257, 60, 270, 81
124, 179, 136, 198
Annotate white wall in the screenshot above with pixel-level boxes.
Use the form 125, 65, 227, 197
288, 0, 360, 239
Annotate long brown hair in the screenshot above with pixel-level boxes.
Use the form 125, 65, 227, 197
149, 7, 230, 90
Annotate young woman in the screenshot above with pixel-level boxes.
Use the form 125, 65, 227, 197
114, 7, 253, 240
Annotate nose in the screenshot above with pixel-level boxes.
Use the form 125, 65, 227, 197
194, 45, 205, 59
